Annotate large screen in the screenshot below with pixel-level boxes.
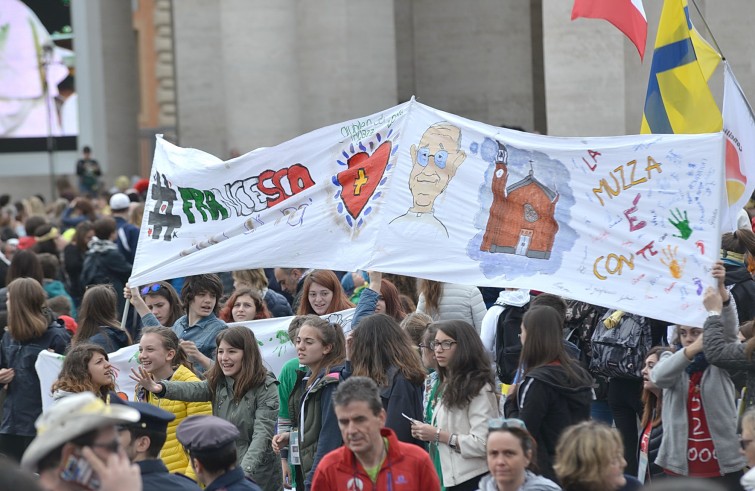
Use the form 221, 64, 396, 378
0, 0, 77, 152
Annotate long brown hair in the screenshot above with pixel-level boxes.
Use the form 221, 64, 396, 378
297, 315, 346, 387
434, 320, 495, 409
52, 343, 114, 400
218, 288, 271, 322
204, 326, 266, 402
297, 270, 354, 315
140, 326, 195, 375
401, 312, 433, 347
349, 314, 426, 386
640, 346, 674, 428
141, 281, 183, 327
7, 277, 51, 343
74, 285, 132, 346
419, 279, 443, 317
377, 279, 406, 322
520, 306, 581, 383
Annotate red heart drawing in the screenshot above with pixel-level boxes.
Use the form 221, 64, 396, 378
336, 141, 392, 219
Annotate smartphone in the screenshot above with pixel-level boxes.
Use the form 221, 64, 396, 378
60, 454, 101, 490
401, 412, 417, 425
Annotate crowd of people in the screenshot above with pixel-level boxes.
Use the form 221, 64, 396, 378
3, 181, 755, 491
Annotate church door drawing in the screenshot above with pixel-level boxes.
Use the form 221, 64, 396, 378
515, 229, 533, 256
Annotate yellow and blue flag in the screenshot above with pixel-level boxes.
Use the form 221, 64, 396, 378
640, 0, 722, 134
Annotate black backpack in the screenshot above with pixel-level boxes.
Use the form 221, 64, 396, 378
589, 310, 652, 379
494, 302, 529, 384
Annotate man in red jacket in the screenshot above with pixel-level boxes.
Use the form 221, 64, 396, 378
312, 376, 440, 490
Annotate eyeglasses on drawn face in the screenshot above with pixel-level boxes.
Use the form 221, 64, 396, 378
141, 283, 162, 296
488, 417, 528, 432
429, 340, 457, 351
417, 146, 448, 169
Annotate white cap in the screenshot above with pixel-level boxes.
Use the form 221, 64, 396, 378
109, 193, 131, 211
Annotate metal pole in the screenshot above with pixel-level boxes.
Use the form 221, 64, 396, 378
42, 43, 57, 201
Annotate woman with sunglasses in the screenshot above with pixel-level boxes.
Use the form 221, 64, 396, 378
504, 305, 592, 482
477, 418, 561, 491
125, 281, 183, 329
410, 320, 498, 491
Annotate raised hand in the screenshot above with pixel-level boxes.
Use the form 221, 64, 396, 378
129, 366, 161, 393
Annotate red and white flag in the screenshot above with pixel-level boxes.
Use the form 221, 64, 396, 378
572, 0, 648, 60
721, 61, 755, 231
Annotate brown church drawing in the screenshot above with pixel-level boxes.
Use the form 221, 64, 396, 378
481, 141, 559, 259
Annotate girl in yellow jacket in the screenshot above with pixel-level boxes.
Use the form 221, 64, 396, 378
135, 326, 212, 478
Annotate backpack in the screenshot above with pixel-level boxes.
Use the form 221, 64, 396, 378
494, 302, 528, 384
589, 310, 652, 379
80, 252, 113, 288
563, 300, 608, 367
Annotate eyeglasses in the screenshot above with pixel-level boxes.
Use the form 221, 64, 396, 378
488, 417, 528, 432
89, 439, 121, 453
429, 340, 457, 351
141, 283, 162, 295
417, 147, 448, 169
741, 437, 753, 450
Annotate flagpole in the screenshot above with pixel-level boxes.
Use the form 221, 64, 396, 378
689, 0, 725, 59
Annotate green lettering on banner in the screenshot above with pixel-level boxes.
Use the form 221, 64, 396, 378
179, 187, 230, 224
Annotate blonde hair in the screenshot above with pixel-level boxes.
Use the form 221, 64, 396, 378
554, 421, 624, 491
743, 407, 755, 436
231, 269, 268, 291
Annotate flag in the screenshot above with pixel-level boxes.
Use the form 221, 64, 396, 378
640, 0, 722, 134
572, 0, 648, 59
722, 61, 755, 231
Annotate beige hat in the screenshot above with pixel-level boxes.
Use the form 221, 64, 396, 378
21, 392, 140, 471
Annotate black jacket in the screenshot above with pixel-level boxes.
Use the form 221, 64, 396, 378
0, 320, 70, 436
724, 263, 755, 324
379, 366, 424, 447
138, 459, 201, 491
506, 363, 593, 481
87, 325, 130, 353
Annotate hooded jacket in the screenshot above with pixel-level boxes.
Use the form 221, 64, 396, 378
0, 319, 70, 436
650, 301, 746, 476
724, 263, 755, 325
87, 325, 130, 353
508, 363, 593, 481
161, 371, 281, 491
476, 470, 561, 491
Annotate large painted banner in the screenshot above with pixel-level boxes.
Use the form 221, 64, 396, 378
36, 309, 355, 411
129, 99, 725, 326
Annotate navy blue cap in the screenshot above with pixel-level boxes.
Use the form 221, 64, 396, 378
114, 400, 176, 433
176, 415, 239, 453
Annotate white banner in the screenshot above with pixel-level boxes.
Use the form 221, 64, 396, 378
36, 309, 354, 411
129, 99, 725, 326
722, 61, 755, 231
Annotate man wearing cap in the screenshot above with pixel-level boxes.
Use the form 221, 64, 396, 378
117, 401, 200, 491
311, 377, 440, 490
21, 392, 143, 491
176, 415, 262, 491
108, 192, 139, 265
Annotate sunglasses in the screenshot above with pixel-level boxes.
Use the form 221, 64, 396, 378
141, 284, 162, 295
488, 417, 528, 432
